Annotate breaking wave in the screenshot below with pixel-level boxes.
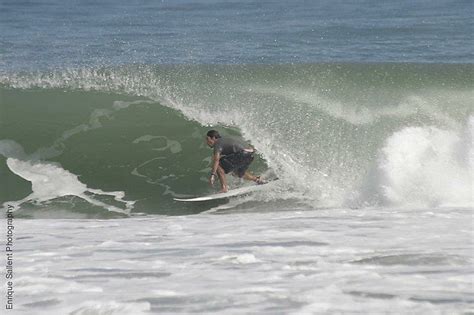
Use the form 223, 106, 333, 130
0, 63, 472, 217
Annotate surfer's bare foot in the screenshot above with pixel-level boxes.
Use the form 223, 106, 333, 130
219, 186, 229, 193
254, 176, 266, 185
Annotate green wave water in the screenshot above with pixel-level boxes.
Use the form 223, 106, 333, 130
1, 63, 472, 217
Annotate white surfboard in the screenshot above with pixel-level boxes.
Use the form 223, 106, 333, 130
173, 179, 279, 202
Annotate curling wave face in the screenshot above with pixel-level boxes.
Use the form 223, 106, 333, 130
0, 63, 472, 217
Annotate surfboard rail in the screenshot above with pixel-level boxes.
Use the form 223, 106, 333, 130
173, 179, 279, 202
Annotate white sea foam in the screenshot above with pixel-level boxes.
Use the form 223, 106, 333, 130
4, 158, 134, 214
376, 118, 473, 208
132, 135, 182, 153
9, 208, 473, 314
218, 253, 261, 264
68, 301, 151, 315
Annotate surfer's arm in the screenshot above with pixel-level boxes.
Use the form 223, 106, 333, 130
210, 152, 221, 176
209, 151, 228, 192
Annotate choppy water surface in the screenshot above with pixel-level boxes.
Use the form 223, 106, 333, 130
8, 208, 473, 314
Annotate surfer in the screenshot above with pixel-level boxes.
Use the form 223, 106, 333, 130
206, 130, 264, 193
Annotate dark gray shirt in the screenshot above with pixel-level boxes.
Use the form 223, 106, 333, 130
213, 137, 246, 156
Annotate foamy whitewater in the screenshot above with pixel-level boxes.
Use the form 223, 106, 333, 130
1, 0, 473, 314
3, 208, 473, 314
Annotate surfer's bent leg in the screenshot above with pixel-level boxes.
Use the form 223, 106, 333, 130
234, 152, 261, 183
243, 171, 258, 181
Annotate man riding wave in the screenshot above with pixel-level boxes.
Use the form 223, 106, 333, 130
206, 130, 264, 192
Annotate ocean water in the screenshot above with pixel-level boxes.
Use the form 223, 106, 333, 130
1, 0, 473, 314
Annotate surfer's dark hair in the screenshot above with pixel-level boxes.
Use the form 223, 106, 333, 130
206, 130, 221, 139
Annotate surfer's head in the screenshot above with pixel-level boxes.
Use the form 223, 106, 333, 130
206, 130, 221, 147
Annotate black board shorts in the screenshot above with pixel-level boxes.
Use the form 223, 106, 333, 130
219, 151, 254, 178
